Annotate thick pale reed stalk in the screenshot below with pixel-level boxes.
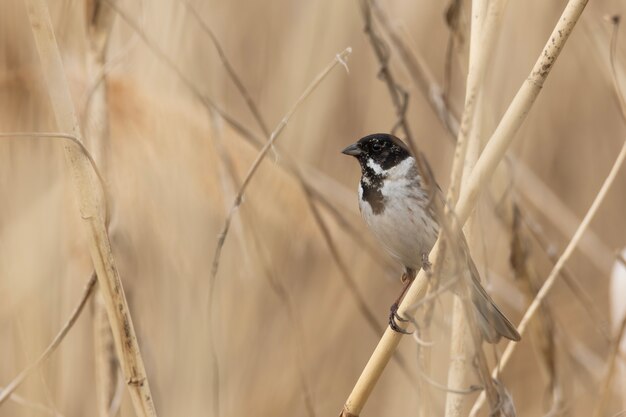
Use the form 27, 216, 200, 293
24, 1, 157, 416
445, 1, 509, 414
455, 0, 587, 225
83, 2, 122, 416
447, 0, 496, 202
339, 1, 587, 415
84, 0, 116, 173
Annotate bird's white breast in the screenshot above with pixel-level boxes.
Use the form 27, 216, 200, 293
359, 157, 439, 270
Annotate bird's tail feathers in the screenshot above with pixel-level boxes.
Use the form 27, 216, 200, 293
470, 280, 521, 343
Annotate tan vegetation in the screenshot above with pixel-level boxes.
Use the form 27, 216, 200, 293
1, 0, 626, 416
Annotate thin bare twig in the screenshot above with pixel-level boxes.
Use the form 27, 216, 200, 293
210, 118, 317, 417
180, 0, 270, 136
1, 389, 66, 417
359, 0, 435, 193
244, 215, 318, 417
209, 46, 351, 283
0, 273, 97, 405
521, 211, 611, 341
207, 47, 351, 414
102, 0, 262, 146
509, 204, 561, 410
417, 367, 482, 395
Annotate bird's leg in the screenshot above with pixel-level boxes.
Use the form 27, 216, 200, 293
389, 268, 416, 334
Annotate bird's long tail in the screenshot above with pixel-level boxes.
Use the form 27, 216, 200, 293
467, 257, 521, 343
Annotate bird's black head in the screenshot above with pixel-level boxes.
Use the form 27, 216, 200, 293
341, 133, 412, 172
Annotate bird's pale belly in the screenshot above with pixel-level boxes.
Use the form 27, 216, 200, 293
359, 183, 439, 270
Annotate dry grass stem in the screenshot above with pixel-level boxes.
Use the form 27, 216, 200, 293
93, 294, 123, 417
102, 0, 262, 146
181, 0, 270, 136
84, 0, 116, 173
447, 0, 505, 203
509, 206, 562, 411
210, 118, 317, 417
208, 46, 351, 282
370, 2, 461, 139
2, 389, 66, 417
24, 1, 157, 415
445, 1, 509, 414
340, 1, 587, 415
522, 213, 611, 340
0, 273, 97, 406
207, 46, 350, 413
514, 160, 615, 275
83, 7, 121, 413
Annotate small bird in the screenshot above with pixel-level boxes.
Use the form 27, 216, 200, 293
342, 133, 520, 343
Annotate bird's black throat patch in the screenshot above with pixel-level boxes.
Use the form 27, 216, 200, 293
360, 174, 385, 215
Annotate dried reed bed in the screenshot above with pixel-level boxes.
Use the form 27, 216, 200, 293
1, 0, 626, 416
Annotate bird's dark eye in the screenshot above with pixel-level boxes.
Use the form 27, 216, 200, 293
371, 143, 383, 153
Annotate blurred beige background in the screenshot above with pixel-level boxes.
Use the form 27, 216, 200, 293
1, 0, 626, 416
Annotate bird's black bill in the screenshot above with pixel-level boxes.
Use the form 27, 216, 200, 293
341, 143, 361, 156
